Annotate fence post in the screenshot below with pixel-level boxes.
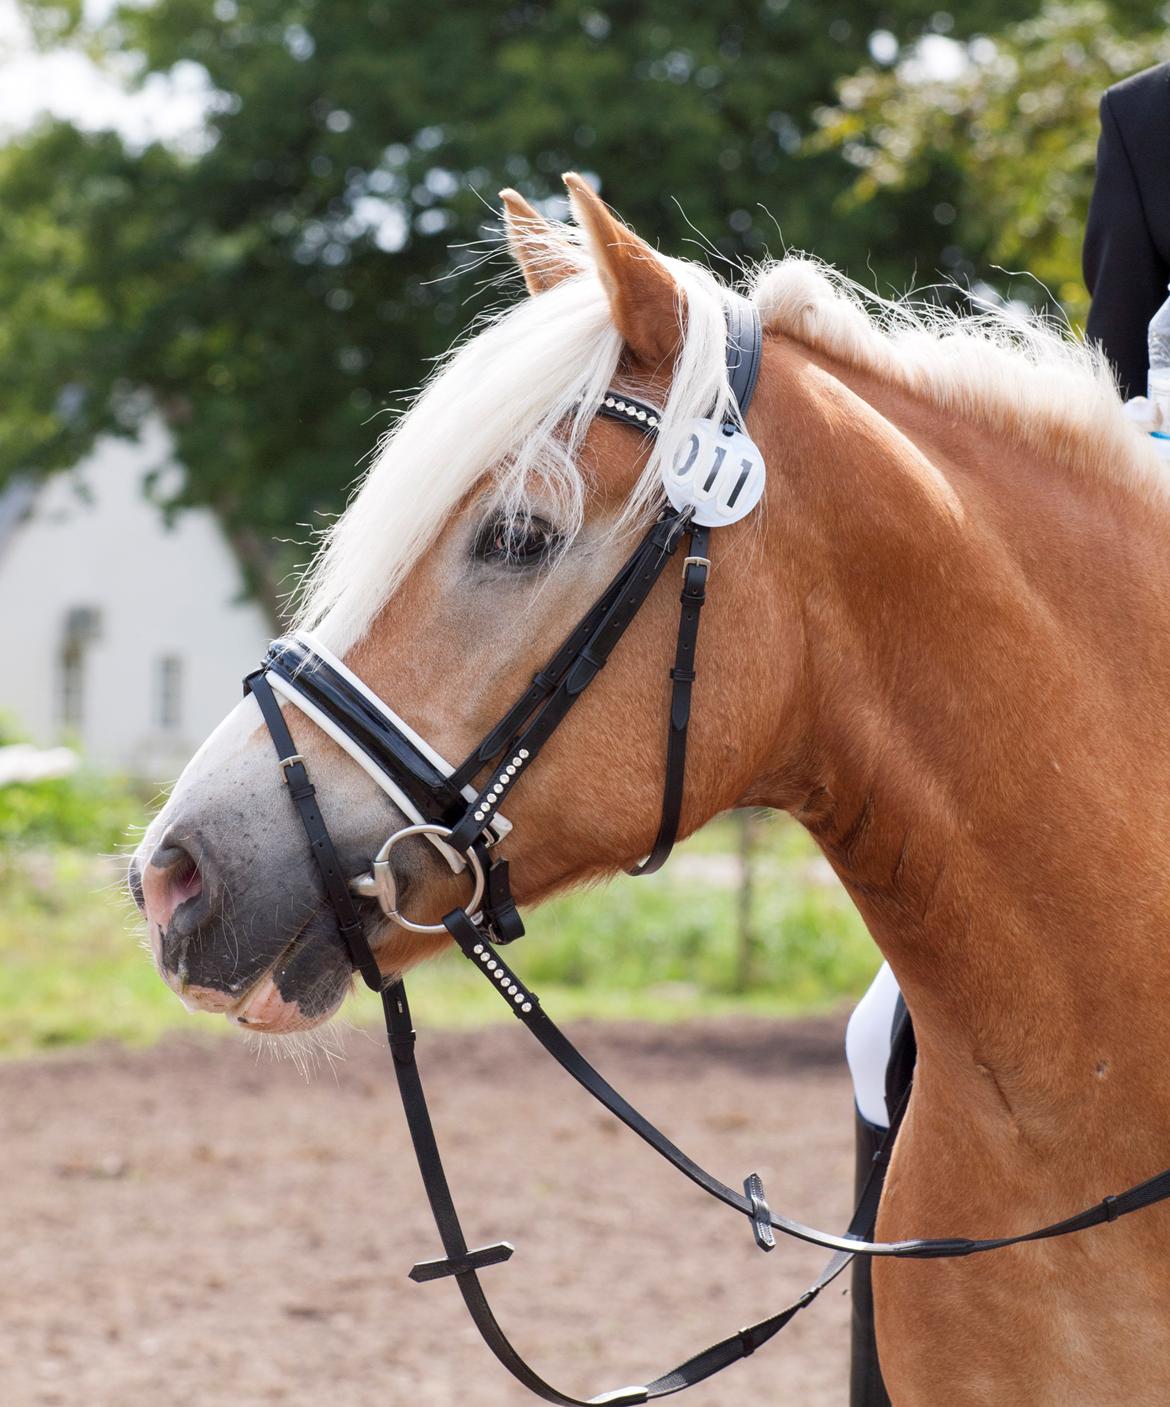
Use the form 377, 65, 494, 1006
735, 809, 759, 992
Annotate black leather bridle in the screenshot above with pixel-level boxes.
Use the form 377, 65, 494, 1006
242, 297, 1170, 1405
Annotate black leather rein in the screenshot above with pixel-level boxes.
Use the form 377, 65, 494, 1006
242, 298, 1170, 1405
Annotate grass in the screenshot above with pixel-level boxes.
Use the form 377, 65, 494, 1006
0, 812, 882, 1059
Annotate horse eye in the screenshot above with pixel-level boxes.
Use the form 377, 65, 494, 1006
473, 514, 562, 567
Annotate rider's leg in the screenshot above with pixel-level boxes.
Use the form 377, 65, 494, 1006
851, 1109, 893, 1407
845, 963, 911, 1407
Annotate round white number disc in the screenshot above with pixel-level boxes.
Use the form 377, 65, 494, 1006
661, 418, 766, 527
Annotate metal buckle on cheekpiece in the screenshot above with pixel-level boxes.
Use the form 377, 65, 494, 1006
350, 823, 486, 934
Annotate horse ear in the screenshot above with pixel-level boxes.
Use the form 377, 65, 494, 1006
563, 171, 682, 370
500, 189, 578, 295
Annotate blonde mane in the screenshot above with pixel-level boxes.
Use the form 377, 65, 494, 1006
751, 255, 1159, 499
296, 231, 736, 654
297, 222, 1155, 655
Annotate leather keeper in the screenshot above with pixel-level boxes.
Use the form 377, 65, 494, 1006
680, 569, 708, 603
409, 1241, 514, 1283
483, 858, 525, 944
744, 1172, 776, 1252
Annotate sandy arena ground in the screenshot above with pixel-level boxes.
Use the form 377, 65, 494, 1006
2, 1012, 859, 1406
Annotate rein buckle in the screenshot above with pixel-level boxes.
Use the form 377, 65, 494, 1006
744, 1172, 776, 1252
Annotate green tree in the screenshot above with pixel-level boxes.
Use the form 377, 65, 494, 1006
815, 1, 1167, 321
1, 0, 1061, 580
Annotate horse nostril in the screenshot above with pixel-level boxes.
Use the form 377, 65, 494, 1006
142, 837, 205, 936
151, 841, 189, 872
127, 860, 146, 913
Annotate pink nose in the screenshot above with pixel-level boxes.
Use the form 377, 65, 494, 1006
141, 842, 204, 934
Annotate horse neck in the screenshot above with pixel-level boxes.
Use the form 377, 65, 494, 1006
752, 335, 1170, 1145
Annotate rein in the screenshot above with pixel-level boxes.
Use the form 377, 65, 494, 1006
243, 297, 1170, 1404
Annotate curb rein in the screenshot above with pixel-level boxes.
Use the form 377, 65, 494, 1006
244, 299, 1170, 1406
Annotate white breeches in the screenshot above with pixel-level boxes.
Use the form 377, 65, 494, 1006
845, 962, 903, 1128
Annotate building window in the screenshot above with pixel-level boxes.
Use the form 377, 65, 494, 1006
59, 640, 84, 731
155, 656, 183, 730
58, 606, 101, 734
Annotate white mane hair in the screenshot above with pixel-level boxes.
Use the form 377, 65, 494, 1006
750, 255, 1158, 499
298, 226, 1153, 655
296, 232, 736, 654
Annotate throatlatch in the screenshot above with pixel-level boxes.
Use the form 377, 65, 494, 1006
246, 292, 1170, 1406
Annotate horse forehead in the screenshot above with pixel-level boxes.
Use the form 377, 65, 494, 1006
579, 414, 659, 503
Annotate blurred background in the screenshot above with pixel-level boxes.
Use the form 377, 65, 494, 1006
0, 4, 1166, 1402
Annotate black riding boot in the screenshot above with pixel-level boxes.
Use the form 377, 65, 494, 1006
850, 1108, 892, 1407
851, 997, 915, 1407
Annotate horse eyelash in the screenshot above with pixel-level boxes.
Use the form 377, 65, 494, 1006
472, 512, 565, 568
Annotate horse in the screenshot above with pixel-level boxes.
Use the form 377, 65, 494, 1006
131, 171, 1170, 1404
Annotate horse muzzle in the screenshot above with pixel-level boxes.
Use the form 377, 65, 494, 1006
132, 826, 357, 1028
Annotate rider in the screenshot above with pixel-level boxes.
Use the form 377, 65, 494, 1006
1083, 61, 1170, 399
847, 59, 1170, 1407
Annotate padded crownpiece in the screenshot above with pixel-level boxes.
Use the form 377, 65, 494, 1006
724, 294, 763, 419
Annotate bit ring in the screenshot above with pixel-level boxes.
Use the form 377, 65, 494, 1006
349, 823, 485, 934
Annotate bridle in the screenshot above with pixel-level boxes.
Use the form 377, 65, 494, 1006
243, 296, 1170, 1405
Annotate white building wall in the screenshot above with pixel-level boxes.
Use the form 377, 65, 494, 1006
0, 420, 273, 780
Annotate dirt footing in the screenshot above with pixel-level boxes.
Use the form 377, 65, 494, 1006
2, 1013, 856, 1406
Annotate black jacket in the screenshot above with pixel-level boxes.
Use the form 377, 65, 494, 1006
1083, 62, 1170, 400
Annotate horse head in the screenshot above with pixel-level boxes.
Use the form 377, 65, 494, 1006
129, 175, 795, 1033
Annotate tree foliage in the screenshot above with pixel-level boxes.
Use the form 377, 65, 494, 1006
815, 2, 1167, 320
0, 0, 1143, 572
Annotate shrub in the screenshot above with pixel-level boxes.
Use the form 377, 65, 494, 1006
0, 771, 148, 855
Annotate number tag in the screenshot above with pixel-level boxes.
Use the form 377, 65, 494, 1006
661, 418, 766, 527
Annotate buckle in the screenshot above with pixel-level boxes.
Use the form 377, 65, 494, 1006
744, 1172, 776, 1252
681, 554, 709, 603
277, 753, 304, 779
483, 858, 525, 944
349, 824, 486, 934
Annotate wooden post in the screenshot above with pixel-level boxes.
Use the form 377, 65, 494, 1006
735, 809, 759, 993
